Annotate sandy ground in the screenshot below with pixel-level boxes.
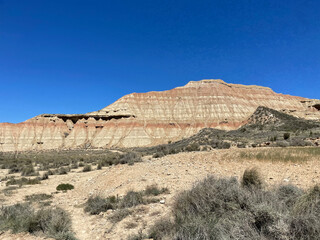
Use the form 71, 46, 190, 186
0, 148, 319, 240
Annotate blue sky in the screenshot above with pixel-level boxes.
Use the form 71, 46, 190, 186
1, 0, 320, 123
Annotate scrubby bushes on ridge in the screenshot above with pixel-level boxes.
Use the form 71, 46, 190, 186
133, 170, 320, 240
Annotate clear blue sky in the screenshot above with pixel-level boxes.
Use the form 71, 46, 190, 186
1, 0, 319, 123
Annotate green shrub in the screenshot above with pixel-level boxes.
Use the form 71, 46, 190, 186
82, 165, 92, 172
84, 196, 118, 215
276, 184, 304, 207
78, 162, 84, 167
145, 175, 320, 240
25, 193, 52, 202
97, 163, 102, 170
120, 191, 144, 208
148, 218, 175, 240
107, 209, 131, 223
56, 183, 74, 191
294, 185, 320, 216
21, 165, 38, 176
70, 163, 78, 169
270, 136, 277, 142
241, 168, 263, 189
185, 143, 200, 152
152, 151, 165, 158
144, 185, 169, 196
6, 177, 40, 187
119, 152, 142, 165
284, 132, 291, 140
57, 167, 69, 175
41, 172, 49, 180
0, 203, 76, 239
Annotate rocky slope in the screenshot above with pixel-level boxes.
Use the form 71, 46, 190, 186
1, 79, 320, 151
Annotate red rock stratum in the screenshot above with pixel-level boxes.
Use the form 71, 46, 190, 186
1, 79, 319, 151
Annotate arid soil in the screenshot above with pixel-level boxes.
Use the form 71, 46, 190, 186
1, 148, 319, 240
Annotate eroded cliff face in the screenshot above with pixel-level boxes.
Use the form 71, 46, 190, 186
1, 79, 319, 151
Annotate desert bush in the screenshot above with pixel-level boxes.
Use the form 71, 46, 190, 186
78, 162, 84, 167
120, 191, 145, 208
8, 164, 21, 174
290, 138, 313, 147
0, 203, 37, 233
21, 165, 38, 176
56, 183, 74, 191
82, 165, 92, 172
241, 168, 263, 189
84, 195, 118, 215
6, 177, 40, 187
85, 185, 170, 216
276, 184, 304, 207
97, 163, 102, 170
148, 218, 175, 240
143, 174, 320, 240
25, 193, 52, 202
236, 142, 246, 148
0, 203, 76, 240
57, 167, 69, 175
41, 172, 49, 180
289, 185, 320, 239
219, 141, 231, 149
270, 136, 277, 142
107, 209, 132, 223
125, 221, 138, 229
70, 163, 78, 169
127, 230, 147, 240
144, 185, 169, 196
1, 186, 18, 196
275, 140, 290, 147
294, 185, 320, 216
283, 132, 290, 140
119, 152, 142, 165
152, 151, 165, 158
185, 143, 200, 152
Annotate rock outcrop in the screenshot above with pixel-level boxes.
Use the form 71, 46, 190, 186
1, 79, 319, 151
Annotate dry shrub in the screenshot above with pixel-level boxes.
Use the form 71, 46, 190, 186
241, 167, 263, 189
141, 173, 320, 240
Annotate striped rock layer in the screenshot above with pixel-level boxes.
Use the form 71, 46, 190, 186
1, 79, 319, 151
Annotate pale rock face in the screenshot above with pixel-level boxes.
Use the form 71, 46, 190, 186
0, 79, 319, 151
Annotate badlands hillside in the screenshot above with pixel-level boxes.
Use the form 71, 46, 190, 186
1, 79, 320, 152
0, 80, 320, 240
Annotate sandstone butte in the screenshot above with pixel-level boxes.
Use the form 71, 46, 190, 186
1, 79, 320, 152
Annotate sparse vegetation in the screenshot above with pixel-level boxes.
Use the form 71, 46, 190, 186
84, 195, 118, 215
82, 164, 92, 172
241, 167, 263, 189
136, 171, 320, 240
0, 203, 76, 240
144, 185, 169, 196
21, 165, 38, 176
56, 183, 74, 191
1, 186, 18, 196
284, 132, 291, 140
25, 193, 52, 202
119, 191, 145, 208
239, 147, 320, 162
85, 185, 169, 216
108, 209, 132, 223
6, 177, 40, 187
0, 149, 139, 178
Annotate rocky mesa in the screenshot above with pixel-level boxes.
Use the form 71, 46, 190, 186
1, 79, 319, 152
